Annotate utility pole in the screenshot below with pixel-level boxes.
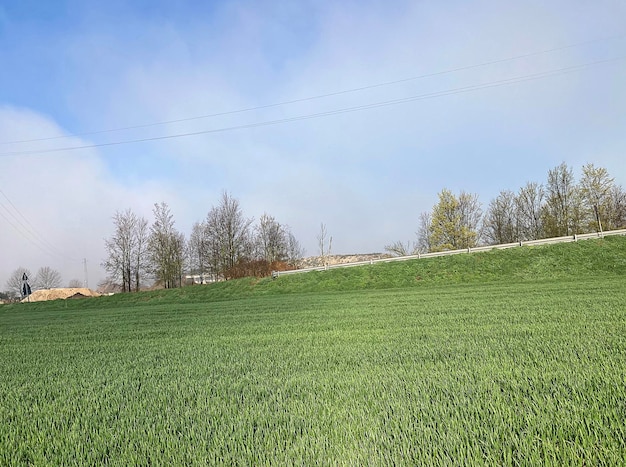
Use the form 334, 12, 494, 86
83, 258, 89, 289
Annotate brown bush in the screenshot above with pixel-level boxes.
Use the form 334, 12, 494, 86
224, 259, 294, 279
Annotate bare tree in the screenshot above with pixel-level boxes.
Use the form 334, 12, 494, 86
204, 209, 222, 281
580, 163, 614, 234
384, 240, 418, 257
5, 267, 31, 299
187, 221, 209, 277
458, 191, 484, 245
516, 182, 545, 241
103, 210, 133, 292
317, 223, 332, 265
484, 190, 517, 244
102, 209, 149, 292
542, 163, 583, 237
132, 216, 149, 292
192, 196, 304, 277
253, 214, 304, 269
68, 279, 83, 288
205, 191, 253, 280
148, 202, 186, 288
256, 213, 287, 263
605, 185, 626, 230
286, 231, 305, 268
33, 266, 62, 290
416, 211, 432, 253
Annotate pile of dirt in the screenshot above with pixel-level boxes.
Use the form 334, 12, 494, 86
300, 253, 392, 268
22, 288, 101, 303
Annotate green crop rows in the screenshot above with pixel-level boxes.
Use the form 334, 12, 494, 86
1, 275, 625, 465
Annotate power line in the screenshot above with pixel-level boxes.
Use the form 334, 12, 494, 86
1, 33, 624, 146
0, 189, 82, 262
0, 54, 624, 158
0, 202, 65, 260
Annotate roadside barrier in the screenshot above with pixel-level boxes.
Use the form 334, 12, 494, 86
272, 228, 626, 278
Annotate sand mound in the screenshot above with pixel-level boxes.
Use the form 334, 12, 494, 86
22, 288, 101, 302
300, 253, 392, 268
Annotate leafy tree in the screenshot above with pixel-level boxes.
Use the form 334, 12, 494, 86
580, 163, 614, 234
33, 266, 62, 290
429, 189, 482, 251
391, 162, 622, 256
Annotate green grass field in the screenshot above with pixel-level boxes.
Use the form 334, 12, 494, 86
1, 238, 626, 465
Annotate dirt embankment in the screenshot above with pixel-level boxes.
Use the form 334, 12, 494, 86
299, 253, 391, 268
22, 288, 101, 302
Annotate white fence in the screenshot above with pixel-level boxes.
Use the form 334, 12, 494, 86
272, 228, 626, 278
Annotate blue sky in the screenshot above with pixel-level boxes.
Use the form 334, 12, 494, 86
1, 0, 625, 289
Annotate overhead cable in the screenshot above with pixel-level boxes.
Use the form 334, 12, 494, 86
0, 33, 624, 146
0, 54, 623, 158
0, 189, 81, 261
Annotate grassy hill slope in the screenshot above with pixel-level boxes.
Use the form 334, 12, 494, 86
1, 237, 625, 464
14, 235, 624, 311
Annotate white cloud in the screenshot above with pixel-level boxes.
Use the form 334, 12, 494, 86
1, 0, 625, 291
0, 106, 181, 290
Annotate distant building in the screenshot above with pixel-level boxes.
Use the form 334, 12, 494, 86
184, 274, 217, 285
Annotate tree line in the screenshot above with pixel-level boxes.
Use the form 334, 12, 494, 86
102, 191, 304, 292
3, 266, 82, 300
387, 162, 626, 255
